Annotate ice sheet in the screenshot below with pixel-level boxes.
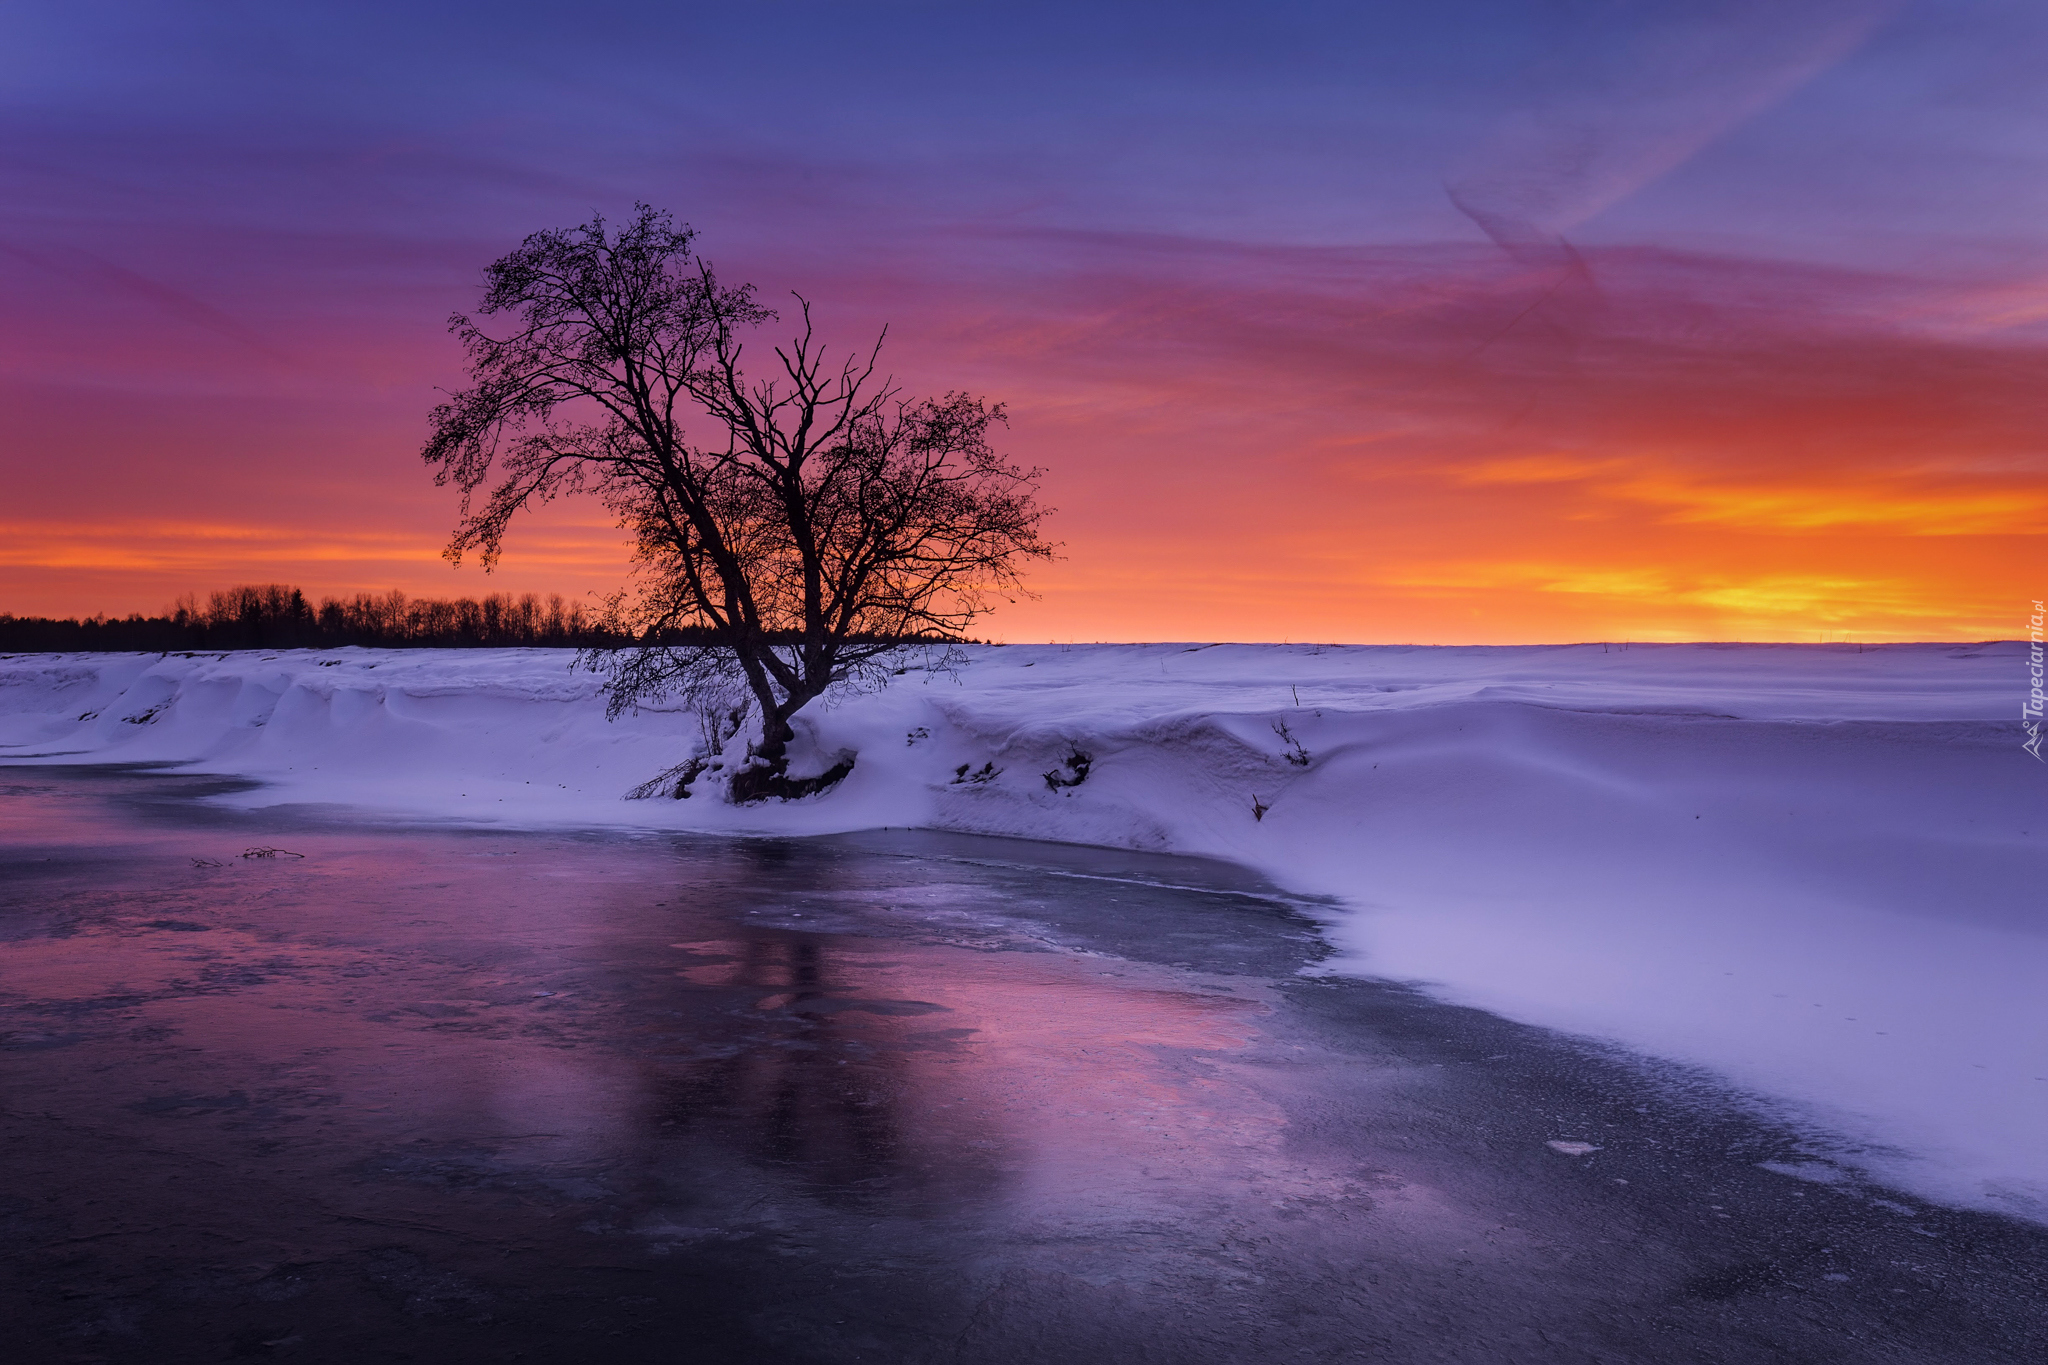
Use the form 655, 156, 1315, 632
2, 641, 2040, 1221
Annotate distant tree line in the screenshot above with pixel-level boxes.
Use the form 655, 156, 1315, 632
0, 584, 628, 652
0, 584, 977, 655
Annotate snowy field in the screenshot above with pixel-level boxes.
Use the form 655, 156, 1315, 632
1, 641, 2040, 1224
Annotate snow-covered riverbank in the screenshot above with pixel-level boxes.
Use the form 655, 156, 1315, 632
2, 642, 2040, 1223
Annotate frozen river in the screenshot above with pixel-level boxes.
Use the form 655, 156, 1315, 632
1, 766, 2041, 1363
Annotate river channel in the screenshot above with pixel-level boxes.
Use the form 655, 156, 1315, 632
1, 766, 2041, 1363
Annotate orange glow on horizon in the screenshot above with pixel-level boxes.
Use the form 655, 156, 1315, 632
2, 240, 2037, 644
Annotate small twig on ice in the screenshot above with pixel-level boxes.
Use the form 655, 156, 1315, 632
240, 847, 305, 860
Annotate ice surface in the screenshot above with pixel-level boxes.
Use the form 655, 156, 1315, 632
1, 641, 2040, 1222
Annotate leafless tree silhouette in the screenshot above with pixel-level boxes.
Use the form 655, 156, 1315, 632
423, 206, 1052, 800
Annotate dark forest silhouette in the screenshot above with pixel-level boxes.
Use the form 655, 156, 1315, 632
0, 584, 623, 652
0, 584, 975, 655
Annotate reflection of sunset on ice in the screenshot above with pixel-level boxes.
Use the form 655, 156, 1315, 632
9, 767, 2038, 1361
9, 777, 1749, 1359
644, 913, 1288, 1234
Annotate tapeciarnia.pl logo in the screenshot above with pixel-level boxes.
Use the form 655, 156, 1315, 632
2026, 600, 2045, 762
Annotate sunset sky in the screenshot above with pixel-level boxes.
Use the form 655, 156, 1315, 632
3, 0, 2042, 642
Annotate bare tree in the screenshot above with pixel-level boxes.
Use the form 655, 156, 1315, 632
422, 205, 1053, 800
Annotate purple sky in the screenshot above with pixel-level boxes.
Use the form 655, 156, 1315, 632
4, 1, 2043, 640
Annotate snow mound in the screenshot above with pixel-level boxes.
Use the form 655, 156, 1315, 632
2, 641, 2041, 1223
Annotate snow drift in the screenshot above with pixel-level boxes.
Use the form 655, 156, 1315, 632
2, 641, 2041, 1222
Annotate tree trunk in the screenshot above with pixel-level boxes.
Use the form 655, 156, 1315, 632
726, 665, 851, 804
752, 706, 797, 770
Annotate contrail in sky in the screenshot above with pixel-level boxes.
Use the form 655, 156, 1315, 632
0, 240, 285, 358
1448, 0, 1901, 257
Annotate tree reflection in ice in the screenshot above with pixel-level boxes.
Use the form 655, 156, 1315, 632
643, 929, 1011, 1212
